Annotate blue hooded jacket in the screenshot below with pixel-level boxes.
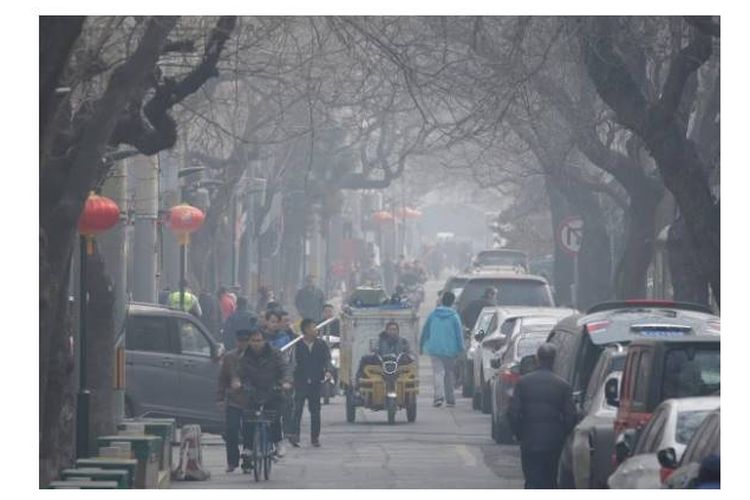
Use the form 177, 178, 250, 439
420, 306, 464, 357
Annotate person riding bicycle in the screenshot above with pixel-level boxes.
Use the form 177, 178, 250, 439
236, 326, 292, 459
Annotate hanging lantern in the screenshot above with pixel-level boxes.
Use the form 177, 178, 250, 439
168, 203, 205, 245
398, 207, 423, 220
371, 210, 395, 224
78, 191, 121, 255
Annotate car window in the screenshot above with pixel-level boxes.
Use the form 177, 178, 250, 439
554, 331, 579, 381
584, 352, 611, 408
177, 319, 212, 357
621, 351, 638, 403
127, 315, 173, 353
500, 318, 516, 336
476, 252, 527, 267
573, 335, 605, 393
682, 413, 718, 464
635, 406, 668, 454
632, 349, 653, 412
475, 311, 494, 335
460, 279, 553, 307
661, 346, 720, 400
675, 410, 712, 445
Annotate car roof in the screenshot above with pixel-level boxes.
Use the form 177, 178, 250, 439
658, 396, 721, 413
464, 273, 549, 284
628, 335, 721, 347
477, 249, 527, 256
480, 306, 572, 318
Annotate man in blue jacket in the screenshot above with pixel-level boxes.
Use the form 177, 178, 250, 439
420, 291, 464, 407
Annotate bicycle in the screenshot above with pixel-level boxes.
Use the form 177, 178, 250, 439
241, 386, 281, 482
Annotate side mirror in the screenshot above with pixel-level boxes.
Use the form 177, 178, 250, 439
657, 447, 678, 469
614, 429, 636, 464
519, 354, 537, 375
490, 358, 502, 369
473, 329, 486, 342
605, 377, 620, 407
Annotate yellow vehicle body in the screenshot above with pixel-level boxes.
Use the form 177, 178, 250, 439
358, 362, 419, 410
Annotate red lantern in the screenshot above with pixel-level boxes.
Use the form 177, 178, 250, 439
168, 203, 205, 245
372, 210, 395, 223
396, 207, 422, 220
78, 191, 121, 255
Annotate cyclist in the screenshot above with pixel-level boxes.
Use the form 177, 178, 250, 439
237, 326, 292, 459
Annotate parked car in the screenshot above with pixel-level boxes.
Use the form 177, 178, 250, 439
546, 300, 719, 487
471, 308, 575, 413
489, 315, 567, 443
438, 274, 472, 306
472, 249, 529, 271
608, 396, 719, 489
125, 302, 226, 433
556, 346, 626, 488
662, 408, 720, 488
609, 335, 720, 455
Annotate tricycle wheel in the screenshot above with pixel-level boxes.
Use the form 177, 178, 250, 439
387, 399, 396, 425
406, 397, 417, 423
346, 389, 356, 423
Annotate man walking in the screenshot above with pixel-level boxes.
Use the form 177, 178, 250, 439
460, 286, 497, 332
216, 329, 252, 472
294, 275, 326, 323
289, 318, 331, 447
508, 343, 577, 489
420, 291, 464, 407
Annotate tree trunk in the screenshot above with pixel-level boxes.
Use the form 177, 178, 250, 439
613, 188, 662, 299
667, 215, 709, 304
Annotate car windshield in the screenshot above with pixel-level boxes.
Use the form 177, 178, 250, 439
515, 333, 549, 359
675, 410, 712, 445
460, 279, 553, 307
661, 346, 720, 400
476, 253, 527, 267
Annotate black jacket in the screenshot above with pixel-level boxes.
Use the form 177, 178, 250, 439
508, 367, 577, 452
377, 332, 412, 357
292, 338, 331, 387
237, 343, 291, 400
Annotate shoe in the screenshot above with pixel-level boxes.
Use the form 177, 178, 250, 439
288, 436, 301, 448
225, 466, 236, 473
311, 438, 321, 447
275, 441, 287, 457
433, 399, 444, 407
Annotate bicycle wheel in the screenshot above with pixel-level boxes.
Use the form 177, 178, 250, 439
253, 425, 262, 482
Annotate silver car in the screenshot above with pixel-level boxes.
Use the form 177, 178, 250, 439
125, 303, 226, 433
608, 396, 719, 489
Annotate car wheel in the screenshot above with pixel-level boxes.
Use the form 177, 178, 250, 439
462, 360, 474, 398
496, 416, 515, 444
481, 381, 491, 414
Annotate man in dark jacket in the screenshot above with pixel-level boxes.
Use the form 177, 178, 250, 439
508, 343, 577, 489
236, 327, 292, 458
460, 287, 497, 331
289, 318, 331, 447
216, 329, 252, 472
294, 275, 326, 323
221, 296, 257, 351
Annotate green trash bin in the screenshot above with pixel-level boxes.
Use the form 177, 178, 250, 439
96, 435, 162, 488
75, 458, 138, 489
49, 480, 119, 489
61, 468, 130, 489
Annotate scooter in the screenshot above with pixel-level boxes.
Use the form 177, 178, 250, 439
377, 352, 413, 424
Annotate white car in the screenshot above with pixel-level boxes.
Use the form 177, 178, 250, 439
470, 307, 577, 413
608, 396, 719, 489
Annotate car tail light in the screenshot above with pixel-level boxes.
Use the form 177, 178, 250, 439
586, 320, 611, 335
659, 467, 674, 483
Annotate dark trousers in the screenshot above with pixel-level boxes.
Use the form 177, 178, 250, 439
292, 382, 322, 439
521, 448, 560, 489
225, 405, 251, 467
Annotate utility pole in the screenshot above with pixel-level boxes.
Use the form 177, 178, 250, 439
132, 155, 159, 302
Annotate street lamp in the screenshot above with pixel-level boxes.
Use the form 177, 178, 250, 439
76, 191, 121, 458
167, 203, 205, 310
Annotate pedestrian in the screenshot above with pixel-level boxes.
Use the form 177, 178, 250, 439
508, 343, 577, 489
265, 311, 294, 350
168, 280, 203, 318
288, 318, 331, 448
278, 310, 298, 340
419, 291, 464, 407
460, 286, 497, 331
294, 275, 326, 323
218, 286, 236, 323
216, 328, 253, 473
320, 304, 340, 337
199, 290, 221, 338
221, 297, 257, 351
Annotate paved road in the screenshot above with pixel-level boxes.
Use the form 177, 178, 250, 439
174, 279, 523, 489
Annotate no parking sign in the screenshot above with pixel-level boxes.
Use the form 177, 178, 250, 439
558, 216, 584, 256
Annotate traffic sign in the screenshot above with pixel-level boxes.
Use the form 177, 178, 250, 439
558, 216, 584, 256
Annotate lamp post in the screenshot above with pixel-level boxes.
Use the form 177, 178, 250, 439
167, 204, 205, 309
76, 191, 120, 458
